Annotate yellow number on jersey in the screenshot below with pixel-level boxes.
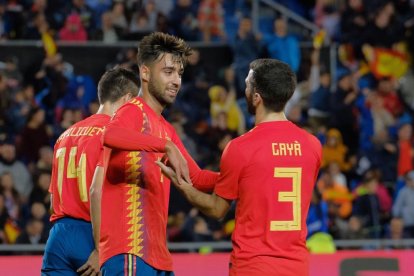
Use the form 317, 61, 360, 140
55, 146, 88, 202
270, 167, 302, 231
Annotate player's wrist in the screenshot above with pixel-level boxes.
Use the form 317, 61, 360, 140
164, 140, 175, 153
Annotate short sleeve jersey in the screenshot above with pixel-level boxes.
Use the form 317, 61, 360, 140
49, 114, 110, 222
215, 121, 322, 276
99, 97, 178, 271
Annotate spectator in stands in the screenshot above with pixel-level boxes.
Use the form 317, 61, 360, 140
182, 208, 214, 242
198, 0, 226, 42
59, 13, 87, 41
392, 170, 414, 238
179, 49, 211, 123
7, 88, 31, 134
0, 194, 10, 243
363, 2, 404, 48
2, 55, 22, 90
32, 54, 68, 115
321, 128, 354, 172
168, 0, 199, 41
306, 189, 329, 238
27, 201, 50, 238
208, 84, 245, 135
36, 146, 53, 172
366, 91, 395, 146
352, 171, 384, 238
307, 48, 331, 131
110, 0, 128, 35
52, 108, 74, 142
23, 12, 50, 40
327, 161, 347, 188
375, 77, 403, 118
0, 141, 32, 202
129, 4, 157, 36
15, 218, 46, 244
340, 0, 367, 48
64, 0, 95, 37
1, 0, 24, 39
28, 0, 65, 33
0, 172, 20, 221
317, 170, 352, 221
143, 0, 174, 18
330, 69, 359, 153
232, 17, 261, 98
28, 170, 50, 209
17, 107, 51, 168
0, 2, 8, 40
0, 70, 12, 113
262, 17, 300, 73
397, 123, 413, 178
93, 11, 120, 43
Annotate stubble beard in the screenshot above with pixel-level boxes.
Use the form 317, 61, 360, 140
148, 79, 175, 108
247, 92, 256, 115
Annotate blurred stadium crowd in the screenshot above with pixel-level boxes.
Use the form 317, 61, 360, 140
1, 0, 414, 251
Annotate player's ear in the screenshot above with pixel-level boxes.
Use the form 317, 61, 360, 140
124, 92, 133, 102
253, 92, 262, 105
140, 65, 150, 82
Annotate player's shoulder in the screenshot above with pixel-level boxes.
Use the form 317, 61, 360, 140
126, 97, 145, 110
299, 127, 321, 149
115, 97, 145, 115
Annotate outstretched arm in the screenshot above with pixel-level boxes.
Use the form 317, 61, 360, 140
172, 132, 219, 192
157, 161, 231, 219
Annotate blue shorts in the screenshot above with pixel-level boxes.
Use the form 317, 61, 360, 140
41, 217, 95, 275
101, 254, 175, 276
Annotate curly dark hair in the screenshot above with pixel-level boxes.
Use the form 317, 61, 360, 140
137, 32, 192, 67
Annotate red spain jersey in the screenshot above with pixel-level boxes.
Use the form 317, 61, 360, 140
215, 121, 322, 276
100, 97, 218, 271
49, 114, 110, 222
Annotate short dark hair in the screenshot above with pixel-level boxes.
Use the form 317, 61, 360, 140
249, 59, 296, 112
97, 67, 140, 104
137, 32, 192, 67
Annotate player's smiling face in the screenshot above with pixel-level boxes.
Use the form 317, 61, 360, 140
148, 53, 184, 107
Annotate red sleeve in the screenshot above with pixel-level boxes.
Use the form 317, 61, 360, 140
103, 103, 167, 152
214, 141, 245, 200
171, 130, 219, 193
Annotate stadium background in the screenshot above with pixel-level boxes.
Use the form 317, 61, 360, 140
1, 0, 414, 274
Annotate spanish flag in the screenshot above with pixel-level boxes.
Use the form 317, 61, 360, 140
4, 219, 21, 244
362, 44, 409, 79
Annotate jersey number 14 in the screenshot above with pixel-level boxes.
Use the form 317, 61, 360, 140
55, 146, 88, 202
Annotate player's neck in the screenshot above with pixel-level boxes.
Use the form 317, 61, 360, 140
139, 89, 164, 115
255, 110, 287, 125
96, 104, 113, 116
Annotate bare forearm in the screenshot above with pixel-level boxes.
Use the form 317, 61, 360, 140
90, 167, 104, 250
90, 193, 101, 249
180, 185, 228, 219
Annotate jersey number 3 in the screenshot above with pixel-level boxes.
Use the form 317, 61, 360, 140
55, 146, 88, 202
270, 167, 302, 231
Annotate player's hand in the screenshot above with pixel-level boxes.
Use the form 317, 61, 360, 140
164, 141, 191, 185
77, 249, 101, 276
156, 160, 192, 188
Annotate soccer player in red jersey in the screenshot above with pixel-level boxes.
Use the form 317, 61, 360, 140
41, 68, 139, 275
158, 59, 322, 276
97, 32, 218, 275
